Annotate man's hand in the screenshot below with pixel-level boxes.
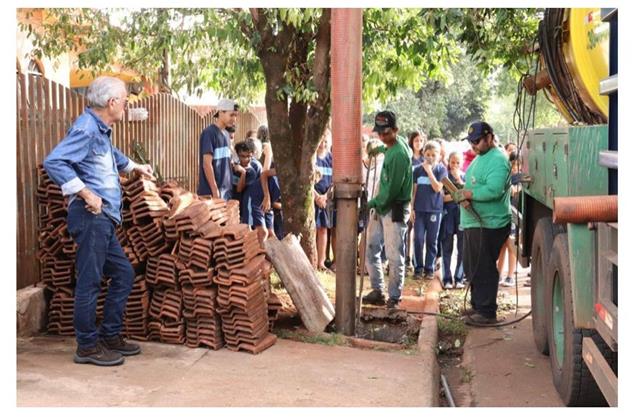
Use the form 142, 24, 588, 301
261, 196, 272, 212
315, 194, 327, 209
134, 164, 155, 180
79, 188, 103, 214
451, 189, 466, 204
366, 143, 382, 158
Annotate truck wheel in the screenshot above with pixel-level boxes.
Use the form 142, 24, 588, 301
545, 233, 607, 406
530, 217, 555, 355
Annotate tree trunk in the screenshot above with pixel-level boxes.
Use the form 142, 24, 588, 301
247, 8, 333, 267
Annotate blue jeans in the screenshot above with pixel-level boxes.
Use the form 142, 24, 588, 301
441, 229, 464, 284
365, 210, 408, 300
67, 200, 134, 350
414, 211, 442, 274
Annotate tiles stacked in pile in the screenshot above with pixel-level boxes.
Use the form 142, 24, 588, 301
36, 166, 76, 292
212, 225, 277, 354
172, 199, 230, 350
37, 169, 278, 354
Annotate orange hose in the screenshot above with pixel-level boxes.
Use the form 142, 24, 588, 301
553, 195, 617, 224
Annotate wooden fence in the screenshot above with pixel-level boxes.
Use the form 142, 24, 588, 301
16, 73, 260, 289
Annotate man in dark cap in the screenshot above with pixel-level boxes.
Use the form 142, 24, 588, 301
362, 111, 413, 309
453, 121, 512, 324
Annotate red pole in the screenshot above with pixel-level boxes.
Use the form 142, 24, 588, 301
331, 8, 363, 335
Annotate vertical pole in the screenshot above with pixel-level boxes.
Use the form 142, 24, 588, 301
331, 8, 363, 335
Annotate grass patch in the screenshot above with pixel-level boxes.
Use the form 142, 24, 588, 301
460, 365, 474, 384
274, 328, 348, 346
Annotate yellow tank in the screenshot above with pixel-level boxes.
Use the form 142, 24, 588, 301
562, 8, 609, 121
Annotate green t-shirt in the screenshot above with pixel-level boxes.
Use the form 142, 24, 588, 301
367, 136, 413, 215
460, 147, 512, 229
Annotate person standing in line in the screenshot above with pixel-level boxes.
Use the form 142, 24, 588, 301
406, 131, 425, 274
441, 151, 466, 289
453, 121, 512, 324
43, 76, 154, 366
410, 140, 447, 280
197, 99, 238, 200
497, 143, 520, 287
313, 130, 334, 271
362, 111, 412, 309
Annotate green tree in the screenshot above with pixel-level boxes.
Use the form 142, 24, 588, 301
21, 7, 540, 262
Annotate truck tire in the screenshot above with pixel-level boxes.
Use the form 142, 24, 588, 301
530, 217, 555, 355
545, 233, 607, 406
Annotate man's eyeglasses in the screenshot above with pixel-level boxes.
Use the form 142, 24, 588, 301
111, 97, 129, 107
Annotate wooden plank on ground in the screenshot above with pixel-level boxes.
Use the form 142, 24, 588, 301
264, 234, 335, 333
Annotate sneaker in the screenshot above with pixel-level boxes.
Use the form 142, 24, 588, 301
444, 282, 453, 290
386, 298, 400, 309
465, 313, 498, 325
414, 269, 424, 279
455, 282, 466, 289
424, 272, 435, 281
501, 277, 516, 287
74, 342, 124, 366
460, 307, 477, 317
362, 289, 386, 306
100, 335, 141, 356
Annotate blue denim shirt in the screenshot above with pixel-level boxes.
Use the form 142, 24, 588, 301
43, 108, 136, 223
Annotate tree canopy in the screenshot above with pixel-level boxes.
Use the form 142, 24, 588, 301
21, 7, 542, 262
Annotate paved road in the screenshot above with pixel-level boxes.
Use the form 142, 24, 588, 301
451, 278, 564, 407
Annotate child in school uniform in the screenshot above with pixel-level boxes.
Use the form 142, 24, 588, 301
313, 133, 334, 270
441, 151, 466, 289
259, 163, 284, 240
233, 140, 268, 244
411, 140, 447, 280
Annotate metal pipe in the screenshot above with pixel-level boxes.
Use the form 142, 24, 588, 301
441, 374, 456, 407
553, 195, 617, 224
331, 8, 363, 336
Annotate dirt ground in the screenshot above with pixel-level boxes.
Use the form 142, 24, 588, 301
438, 268, 564, 407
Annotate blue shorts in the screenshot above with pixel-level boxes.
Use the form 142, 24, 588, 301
242, 205, 266, 228
265, 210, 274, 229
315, 205, 336, 229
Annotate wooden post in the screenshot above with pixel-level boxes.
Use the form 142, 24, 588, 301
264, 234, 335, 333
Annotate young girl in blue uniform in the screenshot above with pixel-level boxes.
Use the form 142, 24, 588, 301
441, 151, 465, 289
411, 140, 447, 279
313, 133, 333, 270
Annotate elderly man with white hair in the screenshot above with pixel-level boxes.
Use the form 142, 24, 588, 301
44, 76, 154, 366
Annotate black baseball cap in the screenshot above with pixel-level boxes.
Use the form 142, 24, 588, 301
373, 110, 397, 133
463, 121, 493, 143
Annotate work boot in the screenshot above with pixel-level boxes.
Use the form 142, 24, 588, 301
362, 289, 386, 306
459, 307, 477, 316
386, 298, 400, 309
465, 313, 498, 325
74, 342, 124, 366
100, 335, 141, 356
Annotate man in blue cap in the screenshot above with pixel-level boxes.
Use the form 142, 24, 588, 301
452, 121, 512, 324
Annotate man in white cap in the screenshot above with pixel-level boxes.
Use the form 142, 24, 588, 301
198, 98, 238, 200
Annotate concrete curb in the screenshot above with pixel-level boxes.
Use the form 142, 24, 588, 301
417, 282, 442, 407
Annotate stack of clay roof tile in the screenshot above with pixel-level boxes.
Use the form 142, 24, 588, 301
148, 287, 184, 344
37, 168, 278, 353
213, 226, 276, 354
122, 275, 150, 341
267, 293, 282, 332
37, 167, 76, 289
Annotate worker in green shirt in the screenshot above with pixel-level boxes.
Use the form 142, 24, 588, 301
362, 111, 413, 309
452, 121, 512, 324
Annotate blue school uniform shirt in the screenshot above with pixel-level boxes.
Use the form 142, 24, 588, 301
197, 124, 233, 200
235, 159, 263, 224
412, 156, 424, 170
413, 163, 447, 213
314, 152, 333, 194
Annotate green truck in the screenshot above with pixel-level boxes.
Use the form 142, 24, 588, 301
517, 8, 617, 406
